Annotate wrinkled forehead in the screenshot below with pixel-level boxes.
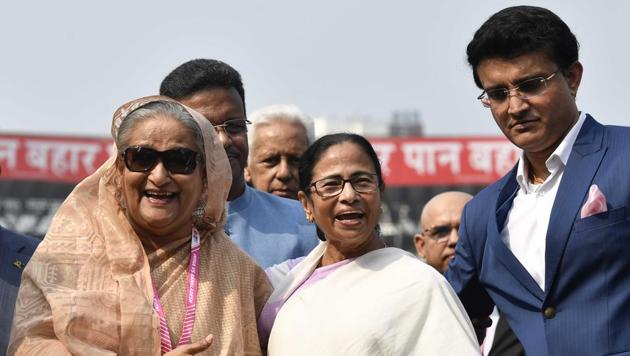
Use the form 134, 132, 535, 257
252, 121, 309, 150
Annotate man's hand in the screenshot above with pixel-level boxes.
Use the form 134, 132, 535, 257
164, 334, 213, 355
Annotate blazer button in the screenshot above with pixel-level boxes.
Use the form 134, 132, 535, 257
543, 307, 556, 319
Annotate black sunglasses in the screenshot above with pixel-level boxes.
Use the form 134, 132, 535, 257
122, 146, 200, 174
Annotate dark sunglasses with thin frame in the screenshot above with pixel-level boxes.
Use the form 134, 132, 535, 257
122, 146, 200, 174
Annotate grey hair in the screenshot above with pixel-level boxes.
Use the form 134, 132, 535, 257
248, 104, 315, 155
114, 100, 211, 229
116, 101, 204, 155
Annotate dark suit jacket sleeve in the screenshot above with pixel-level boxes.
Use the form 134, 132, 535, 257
1, 229, 42, 355
445, 203, 494, 318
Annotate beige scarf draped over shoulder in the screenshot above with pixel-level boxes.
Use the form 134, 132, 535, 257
9, 96, 272, 355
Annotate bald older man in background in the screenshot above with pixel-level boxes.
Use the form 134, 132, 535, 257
415, 191, 472, 273
245, 104, 314, 200
415, 191, 523, 356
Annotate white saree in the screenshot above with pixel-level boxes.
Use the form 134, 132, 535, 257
264, 242, 480, 356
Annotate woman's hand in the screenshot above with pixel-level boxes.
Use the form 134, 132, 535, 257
164, 334, 213, 355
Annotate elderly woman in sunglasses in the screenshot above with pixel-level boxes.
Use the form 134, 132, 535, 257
9, 96, 271, 355
259, 133, 480, 355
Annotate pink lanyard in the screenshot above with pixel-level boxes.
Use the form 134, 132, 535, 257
152, 227, 201, 353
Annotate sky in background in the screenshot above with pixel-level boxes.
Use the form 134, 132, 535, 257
2, 0, 629, 138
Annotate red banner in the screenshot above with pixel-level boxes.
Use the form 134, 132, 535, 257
0, 134, 113, 183
371, 136, 520, 186
0, 134, 520, 186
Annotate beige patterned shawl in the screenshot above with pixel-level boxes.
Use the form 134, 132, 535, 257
8, 96, 272, 355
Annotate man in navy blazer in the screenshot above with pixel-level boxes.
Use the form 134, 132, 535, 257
445, 6, 630, 356
0, 226, 39, 355
0, 166, 40, 355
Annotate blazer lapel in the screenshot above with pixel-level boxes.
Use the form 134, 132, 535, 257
491, 167, 545, 301
544, 115, 606, 292
1, 228, 34, 285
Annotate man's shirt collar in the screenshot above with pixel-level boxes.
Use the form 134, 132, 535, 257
516, 111, 587, 192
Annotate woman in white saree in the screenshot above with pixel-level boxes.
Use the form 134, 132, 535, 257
260, 133, 480, 356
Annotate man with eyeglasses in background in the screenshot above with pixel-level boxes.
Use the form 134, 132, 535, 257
159, 59, 318, 268
445, 6, 630, 356
415, 191, 524, 356
414, 191, 471, 274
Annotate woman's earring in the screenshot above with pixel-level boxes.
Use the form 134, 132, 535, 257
194, 191, 208, 218
194, 201, 205, 218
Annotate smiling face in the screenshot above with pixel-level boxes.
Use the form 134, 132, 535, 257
179, 87, 247, 201
245, 120, 309, 200
299, 142, 383, 255
477, 52, 582, 160
120, 115, 204, 242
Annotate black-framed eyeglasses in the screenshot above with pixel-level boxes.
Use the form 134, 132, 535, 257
122, 146, 200, 174
477, 70, 560, 108
421, 223, 459, 243
309, 173, 379, 198
212, 118, 251, 137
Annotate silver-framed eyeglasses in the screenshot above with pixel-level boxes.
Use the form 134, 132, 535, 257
309, 173, 379, 198
422, 223, 459, 243
477, 70, 560, 108
212, 118, 251, 136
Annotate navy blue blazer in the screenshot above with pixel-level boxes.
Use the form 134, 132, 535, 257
446, 115, 630, 356
0, 226, 39, 355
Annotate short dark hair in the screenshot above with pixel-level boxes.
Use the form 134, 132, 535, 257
159, 59, 246, 112
467, 6, 579, 88
299, 133, 385, 241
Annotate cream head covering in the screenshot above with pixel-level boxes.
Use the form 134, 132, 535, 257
109, 95, 231, 233
9, 96, 237, 355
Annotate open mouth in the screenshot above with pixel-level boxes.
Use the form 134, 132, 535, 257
335, 211, 365, 223
144, 190, 177, 203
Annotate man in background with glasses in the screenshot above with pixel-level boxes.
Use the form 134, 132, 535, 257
414, 191, 471, 274
159, 59, 318, 268
445, 6, 630, 356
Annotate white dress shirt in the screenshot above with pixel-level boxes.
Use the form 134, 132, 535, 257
500, 112, 586, 291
